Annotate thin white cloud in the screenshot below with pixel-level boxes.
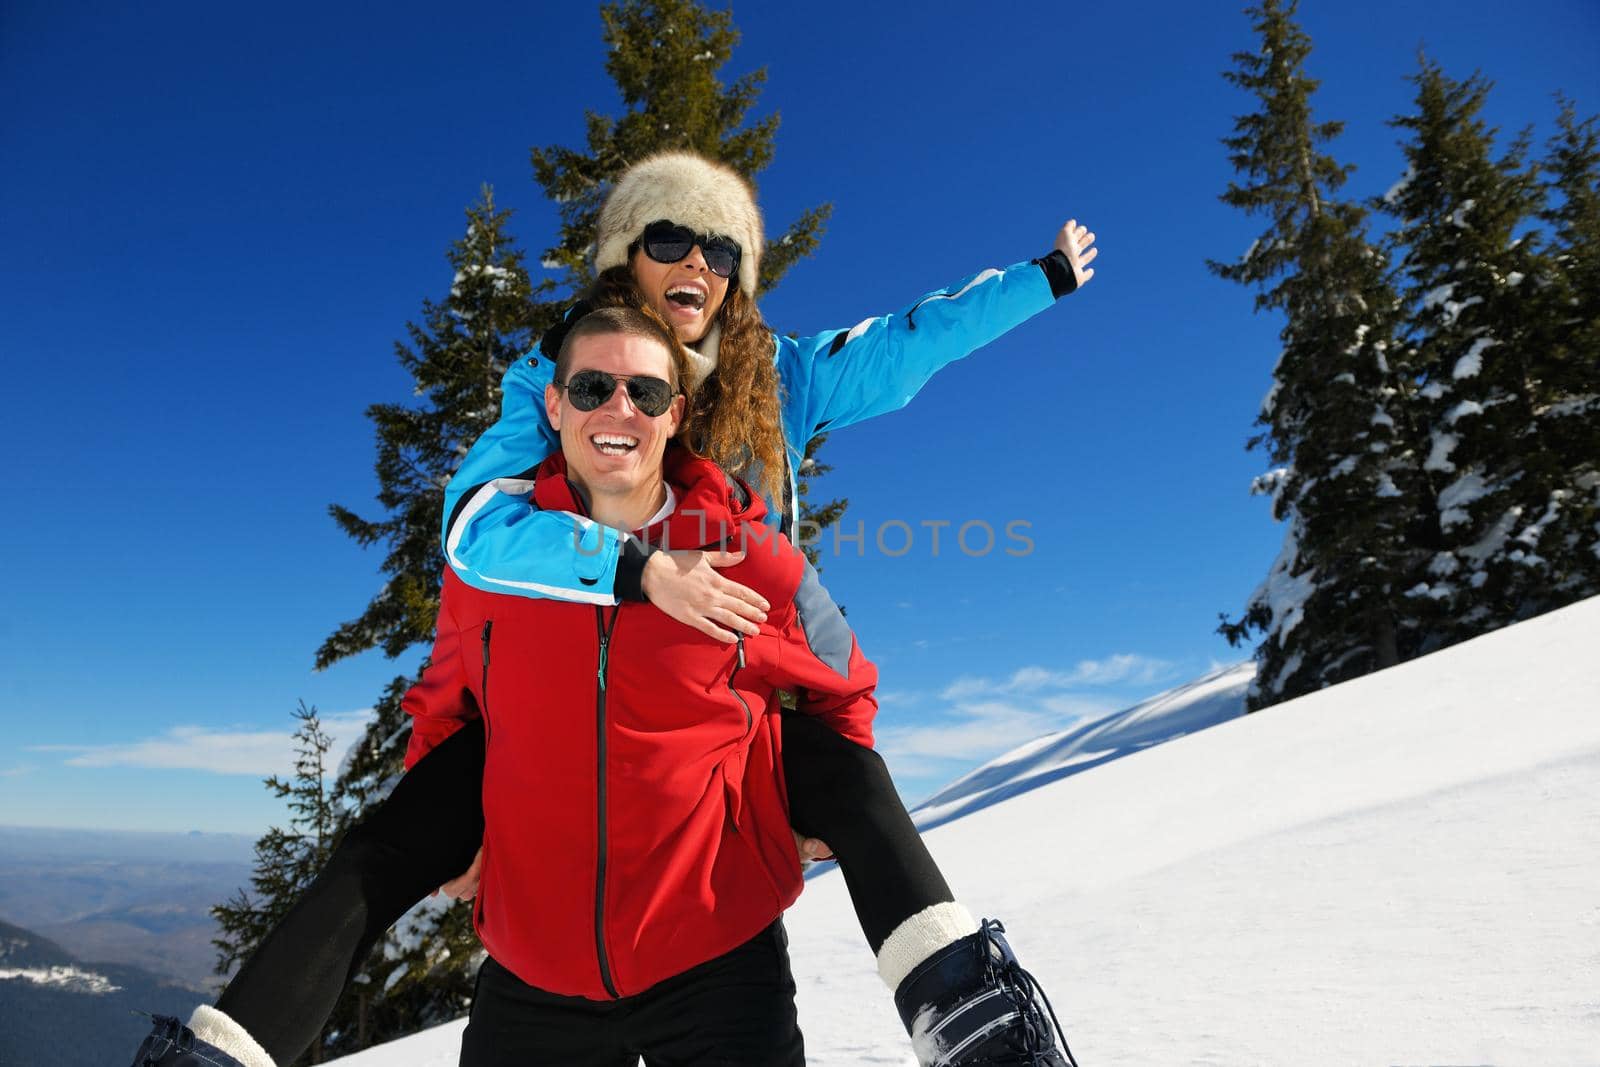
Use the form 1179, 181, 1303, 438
1066, 653, 1174, 686
938, 654, 1174, 702
884, 655, 1174, 789
0, 765, 34, 778
877, 700, 1068, 762
33, 710, 376, 778
939, 676, 993, 701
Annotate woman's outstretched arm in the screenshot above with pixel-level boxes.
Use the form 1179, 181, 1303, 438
777, 221, 1097, 447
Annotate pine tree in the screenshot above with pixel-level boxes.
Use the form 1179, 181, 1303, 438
1212, 0, 1424, 708
318, 186, 539, 669
212, 704, 339, 1063
1377, 58, 1559, 648
1521, 98, 1600, 607
530, 0, 830, 296
289, 0, 840, 1050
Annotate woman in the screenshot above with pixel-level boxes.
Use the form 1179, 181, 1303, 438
133, 152, 1094, 1067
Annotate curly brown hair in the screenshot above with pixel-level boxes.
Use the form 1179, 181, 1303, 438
580, 266, 787, 505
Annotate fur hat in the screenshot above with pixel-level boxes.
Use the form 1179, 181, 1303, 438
594, 152, 764, 296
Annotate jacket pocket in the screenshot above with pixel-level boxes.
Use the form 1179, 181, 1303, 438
478, 620, 494, 745
472, 838, 492, 944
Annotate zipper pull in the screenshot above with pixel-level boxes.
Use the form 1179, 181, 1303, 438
736, 634, 746, 669
481, 621, 492, 664
598, 639, 609, 689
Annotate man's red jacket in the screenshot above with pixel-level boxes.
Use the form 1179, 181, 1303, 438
402, 446, 878, 1000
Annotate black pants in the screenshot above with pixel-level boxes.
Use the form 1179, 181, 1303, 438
216, 714, 951, 1065
460, 923, 804, 1067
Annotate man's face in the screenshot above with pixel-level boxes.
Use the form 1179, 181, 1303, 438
629, 243, 730, 345
544, 332, 685, 501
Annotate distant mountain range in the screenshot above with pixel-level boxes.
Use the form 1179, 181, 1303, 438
0, 915, 209, 1066
0, 825, 254, 993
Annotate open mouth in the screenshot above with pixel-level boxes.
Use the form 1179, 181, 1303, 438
665, 285, 707, 312
591, 433, 639, 457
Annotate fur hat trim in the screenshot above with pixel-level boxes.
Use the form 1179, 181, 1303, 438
595, 152, 763, 295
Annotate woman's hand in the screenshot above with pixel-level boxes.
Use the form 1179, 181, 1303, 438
433, 846, 483, 901
642, 550, 770, 642
1054, 219, 1098, 289
792, 830, 834, 863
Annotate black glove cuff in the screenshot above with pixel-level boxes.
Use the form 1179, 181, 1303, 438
614, 536, 657, 602
1034, 249, 1079, 299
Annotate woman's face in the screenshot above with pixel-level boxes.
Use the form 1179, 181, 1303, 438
629, 240, 730, 345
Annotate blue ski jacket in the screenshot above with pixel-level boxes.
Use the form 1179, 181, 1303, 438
443, 251, 1077, 604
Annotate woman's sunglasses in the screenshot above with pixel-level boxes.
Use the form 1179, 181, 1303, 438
556, 369, 679, 417
636, 219, 742, 279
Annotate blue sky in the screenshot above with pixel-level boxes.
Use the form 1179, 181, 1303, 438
2, 1, 1596, 833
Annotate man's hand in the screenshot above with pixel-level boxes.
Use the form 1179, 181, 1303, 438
1054, 219, 1098, 289
433, 846, 483, 901
792, 830, 834, 864
642, 549, 770, 643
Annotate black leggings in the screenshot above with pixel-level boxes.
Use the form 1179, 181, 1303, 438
215, 714, 951, 1065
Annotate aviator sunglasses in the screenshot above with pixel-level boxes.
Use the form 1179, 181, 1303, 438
556, 369, 679, 417
636, 219, 742, 279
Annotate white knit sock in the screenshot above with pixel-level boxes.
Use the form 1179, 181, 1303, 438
875, 901, 980, 991
187, 1005, 278, 1067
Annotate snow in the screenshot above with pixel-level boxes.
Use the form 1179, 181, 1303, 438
1250, 466, 1290, 507
1461, 504, 1522, 564
327, 597, 1600, 1066
450, 263, 517, 297
1438, 471, 1490, 529
1543, 393, 1600, 419
1260, 380, 1280, 417
1424, 431, 1459, 472
1422, 284, 1484, 327
1445, 398, 1484, 423
905, 664, 1251, 833
1422, 283, 1456, 310
1449, 198, 1476, 228
1453, 336, 1496, 379
1382, 164, 1416, 205
0, 964, 121, 994
1427, 551, 1460, 576
1248, 523, 1316, 646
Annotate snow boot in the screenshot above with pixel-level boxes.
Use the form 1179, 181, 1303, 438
892, 919, 1079, 1067
129, 1009, 271, 1067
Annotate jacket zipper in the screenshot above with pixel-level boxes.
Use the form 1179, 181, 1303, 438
724, 635, 753, 833
729, 635, 752, 737
593, 605, 622, 999
475, 621, 494, 936
480, 621, 493, 744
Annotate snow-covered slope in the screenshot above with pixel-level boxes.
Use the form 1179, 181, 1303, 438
329, 596, 1600, 1066
909, 663, 1252, 832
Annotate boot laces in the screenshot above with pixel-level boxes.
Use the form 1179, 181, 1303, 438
138, 1014, 195, 1065
978, 919, 1080, 1067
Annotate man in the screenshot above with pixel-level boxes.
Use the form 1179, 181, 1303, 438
403, 304, 879, 1065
